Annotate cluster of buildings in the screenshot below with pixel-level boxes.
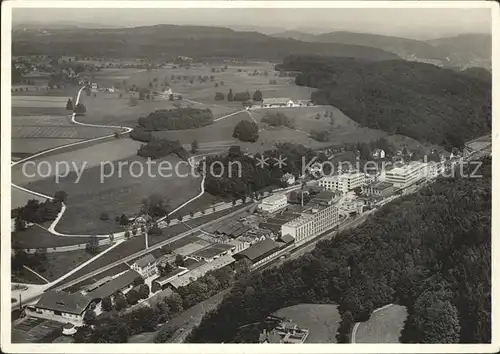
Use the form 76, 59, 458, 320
259, 319, 309, 344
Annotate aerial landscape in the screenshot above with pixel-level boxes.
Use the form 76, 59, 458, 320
6, 3, 493, 350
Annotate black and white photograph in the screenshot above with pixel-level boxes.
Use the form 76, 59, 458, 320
1, 1, 496, 352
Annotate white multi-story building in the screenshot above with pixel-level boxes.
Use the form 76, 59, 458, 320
319, 171, 365, 193
384, 162, 427, 188
281, 194, 340, 244
131, 254, 158, 279
259, 194, 288, 213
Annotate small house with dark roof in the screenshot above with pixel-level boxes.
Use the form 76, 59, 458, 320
131, 254, 158, 278
279, 234, 295, 244
26, 291, 94, 326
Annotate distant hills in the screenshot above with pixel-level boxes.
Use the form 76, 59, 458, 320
272, 31, 491, 69
12, 24, 398, 62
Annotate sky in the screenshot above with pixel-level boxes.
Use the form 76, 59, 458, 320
12, 6, 492, 39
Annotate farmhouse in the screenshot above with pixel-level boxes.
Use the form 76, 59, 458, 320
131, 254, 158, 278
261, 98, 295, 108
25, 291, 93, 326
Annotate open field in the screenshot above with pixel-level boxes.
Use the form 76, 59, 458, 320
12, 125, 118, 139
12, 115, 71, 126
40, 247, 109, 282
274, 304, 341, 343
12, 224, 95, 249
11, 187, 47, 210
12, 318, 63, 343
12, 138, 85, 156
12, 106, 69, 116
11, 138, 143, 185
152, 110, 252, 145
12, 96, 69, 108
22, 153, 201, 235
12, 270, 47, 285
354, 304, 408, 343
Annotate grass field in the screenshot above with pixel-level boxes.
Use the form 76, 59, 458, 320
12, 223, 95, 249
12, 96, 70, 108
39, 246, 109, 282
21, 152, 201, 235
11, 138, 143, 186
12, 138, 85, 156
354, 304, 408, 343
273, 304, 341, 343
11, 187, 47, 210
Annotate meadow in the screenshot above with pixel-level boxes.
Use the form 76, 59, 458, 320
354, 304, 408, 343
273, 304, 341, 343
23, 153, 202, 235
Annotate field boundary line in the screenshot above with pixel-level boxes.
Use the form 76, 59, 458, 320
350, 303, 394, 343
22, 266, 50, 284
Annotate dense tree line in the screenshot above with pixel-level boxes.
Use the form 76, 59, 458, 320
232, 120, 259, 142
204, 143, 316, 198
137, 139, 189, 160
11, 198, 63, 224
279, 56, 491, 150
187, 157, 491, 343
261, 112, 294, 129
136, 107, 214, 131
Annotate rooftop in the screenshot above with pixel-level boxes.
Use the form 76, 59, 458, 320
154, 267, 189, 285
233, 238, 281, 262
34, 291, 93, 315
261, 194, 287, 203
133, 254, 157, 268
366, 181, 394, 190
262, 98, 292, 105
191, 243, 234, 259
88, 270, 141, 300
169, 255, 236, 288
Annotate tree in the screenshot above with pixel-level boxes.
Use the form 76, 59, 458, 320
114, 131, 120, 139
126, 289, 140, 305
175, 254, 185, 267
74, 103, 86, 115
120, 214, 128, 225
353, 187, 362, 197
129, 96, 138, 106
109, 233, 114, 243
227, 89, 233, 102
83, 310, 97, 326
252, 90, 263, 102
191, 140, 199, 154
114, 293, 127, 311
85, 235, 99, 255
138, 284, 150, 299
169, 94, 174, 101
158, 261, 175, 276
14, 217, 26, 232
232, 120, 259, 142
142, 194, 170, 218
101, 297, 113, 312
66, 98, 73, 110
124, 230, 131, 239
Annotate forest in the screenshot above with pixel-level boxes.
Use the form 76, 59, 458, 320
137, 139, 189, 160
278, 56, 491, 150
12, 25, 398, 61
203, 144, 317, 198
187, 157, 491, 343
137, 107, 214, 131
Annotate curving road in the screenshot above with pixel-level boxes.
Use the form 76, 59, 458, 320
10, 87, 242, 238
